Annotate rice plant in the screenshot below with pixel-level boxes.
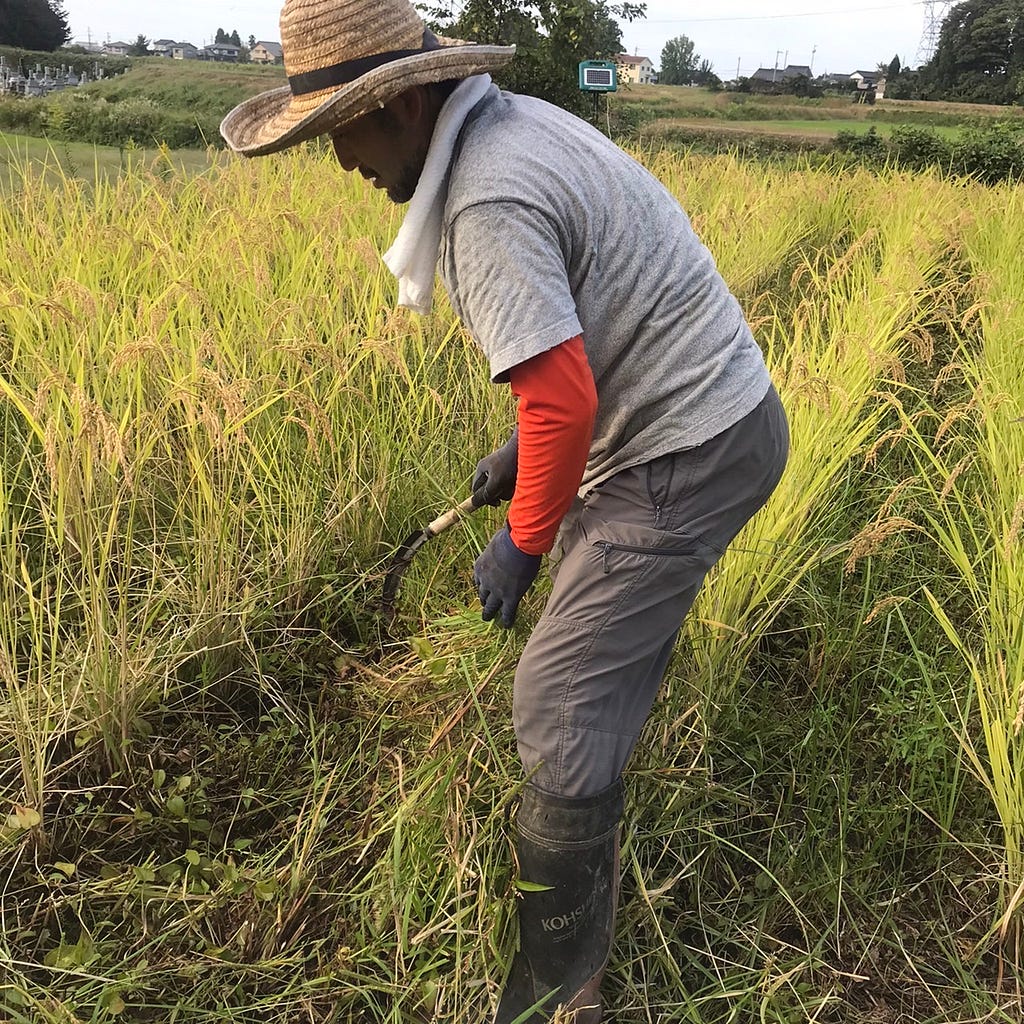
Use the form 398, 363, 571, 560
1, 143, 1022, 1022
901, 184, 1024, 959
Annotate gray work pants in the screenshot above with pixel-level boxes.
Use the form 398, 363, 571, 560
514, 384, 789, 797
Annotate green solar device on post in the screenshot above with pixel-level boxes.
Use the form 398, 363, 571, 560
579, 60, 617, 129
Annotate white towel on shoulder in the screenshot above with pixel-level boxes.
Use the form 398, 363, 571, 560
382, 74, 492, 315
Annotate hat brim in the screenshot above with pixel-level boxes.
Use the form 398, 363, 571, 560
220, 39, 515, 157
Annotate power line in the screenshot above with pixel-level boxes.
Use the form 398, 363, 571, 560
642, 2, 922, 24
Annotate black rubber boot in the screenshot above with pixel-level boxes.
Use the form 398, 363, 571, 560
494, 779, 623, 1024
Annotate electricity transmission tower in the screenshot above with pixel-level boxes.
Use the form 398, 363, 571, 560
916, 1, 954, 66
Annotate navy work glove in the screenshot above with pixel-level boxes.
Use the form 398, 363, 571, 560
473, 526, 542, 629
472, 429, 519, 506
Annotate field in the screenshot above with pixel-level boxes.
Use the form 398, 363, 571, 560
610, 82, 1024, 144
1, 141, 1023, 1024
0, 130, 213, 184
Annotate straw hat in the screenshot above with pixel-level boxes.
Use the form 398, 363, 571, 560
220, 0, 515, 157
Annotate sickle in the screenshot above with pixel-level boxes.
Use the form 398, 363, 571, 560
381, 491, 486, 616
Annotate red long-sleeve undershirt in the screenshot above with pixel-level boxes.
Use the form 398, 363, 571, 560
507, 335, 597, 555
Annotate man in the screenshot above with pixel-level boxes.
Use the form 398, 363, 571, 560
221, 0, 789, 1020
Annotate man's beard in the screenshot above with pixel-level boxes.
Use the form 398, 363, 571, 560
386, 149, 426, 204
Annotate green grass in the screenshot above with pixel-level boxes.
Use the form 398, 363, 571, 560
0, 130, 213, 187
82, 57, 286, 118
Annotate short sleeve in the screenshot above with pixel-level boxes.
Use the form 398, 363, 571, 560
441, 200, 583, 383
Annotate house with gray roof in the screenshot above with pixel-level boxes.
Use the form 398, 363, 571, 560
250, 41, 284, 64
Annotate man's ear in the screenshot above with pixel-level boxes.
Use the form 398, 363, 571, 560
384, 85, 428, 128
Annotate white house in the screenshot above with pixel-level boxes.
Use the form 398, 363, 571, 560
616, 53, 656, 85
851, 70, 887, 99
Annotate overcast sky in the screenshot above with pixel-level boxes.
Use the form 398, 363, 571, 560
62, 1, 933, 77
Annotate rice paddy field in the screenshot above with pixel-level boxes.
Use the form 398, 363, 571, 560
0, 141, 1022, 1023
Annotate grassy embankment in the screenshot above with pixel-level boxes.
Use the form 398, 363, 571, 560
1, 143, 1023, 1023
79, 57, 285, 117
0, 55, 283, 149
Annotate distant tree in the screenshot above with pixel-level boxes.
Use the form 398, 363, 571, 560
127, 33, 151, 56
423, 0, 540, 48
0, 0, 71, 50
923, 0, 1024, 104
229, 29, 241, 47
248, 33, 257, 49
884, 67, 921, 99
692, 57, 720, 88
788, 74, 820, 98
214, 27, 227, 44
659, 34, 700, 86
887, 54, 902, 77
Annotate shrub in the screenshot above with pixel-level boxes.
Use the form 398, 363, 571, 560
607, 99, 660, 137
951, 122, 1023, 183
888, 125, 952, 172
0, 96, 46, 135
2, 92, 218, 150
105, 97, 162, 144
834, 126, 886, 161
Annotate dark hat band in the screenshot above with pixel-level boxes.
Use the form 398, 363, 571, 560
288, 29, 443, 96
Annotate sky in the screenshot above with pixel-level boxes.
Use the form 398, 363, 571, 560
60, 1, 937, 78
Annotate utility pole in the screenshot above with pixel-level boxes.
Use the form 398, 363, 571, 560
917, 1, 953, 65
810, 45, 817, 74
736, 56, 741, 82
773, 49, 784, 83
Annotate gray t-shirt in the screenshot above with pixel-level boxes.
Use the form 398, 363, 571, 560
438, 86, 771, 491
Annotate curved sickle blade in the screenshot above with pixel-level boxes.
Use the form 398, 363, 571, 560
381, 493, 484, 616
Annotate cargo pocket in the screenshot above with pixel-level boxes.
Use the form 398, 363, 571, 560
589, 518, 718, 577
594, 536, 710, 576
580, 517, 722, 630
